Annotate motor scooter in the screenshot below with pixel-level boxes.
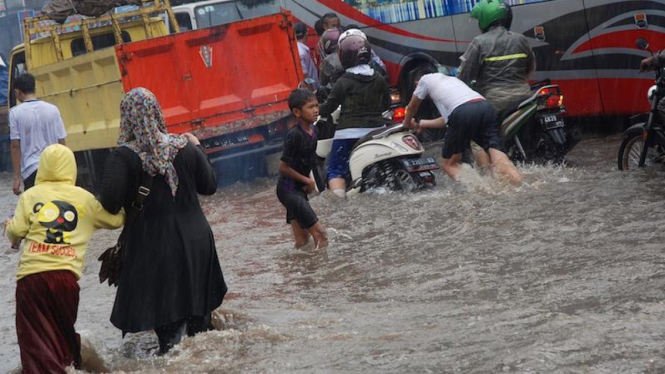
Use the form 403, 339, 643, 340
314, 109, 438, 196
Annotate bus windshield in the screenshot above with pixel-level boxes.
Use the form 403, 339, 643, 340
195, 0, 279, 29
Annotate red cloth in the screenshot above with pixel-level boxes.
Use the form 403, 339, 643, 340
16, 270, 81, 374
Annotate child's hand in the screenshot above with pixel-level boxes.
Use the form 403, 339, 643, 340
303, 178, 317, 194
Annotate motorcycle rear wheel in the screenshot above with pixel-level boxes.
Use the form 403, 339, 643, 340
617, 132, 660, 171
390, 168, 418, 192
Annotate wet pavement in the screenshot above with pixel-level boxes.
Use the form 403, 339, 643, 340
1, 135, 665, 373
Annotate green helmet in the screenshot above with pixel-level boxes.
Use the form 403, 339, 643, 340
470, 0, 510, 33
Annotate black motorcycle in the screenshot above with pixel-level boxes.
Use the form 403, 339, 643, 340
617, 38, 665, 171
499, 80, 580, 163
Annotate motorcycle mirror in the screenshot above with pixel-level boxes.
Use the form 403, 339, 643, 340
636, 38, 650, 51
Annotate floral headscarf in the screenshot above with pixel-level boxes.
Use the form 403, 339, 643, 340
118, 88, 188, 196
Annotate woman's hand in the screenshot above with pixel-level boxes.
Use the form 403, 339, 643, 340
182, 133, 201, 146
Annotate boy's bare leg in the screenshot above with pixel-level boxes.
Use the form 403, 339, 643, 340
291, 221, 310, 248
328, 177, 346, 198
441, 153, 464, 181
307, 222, 328, 249
488, 148, 523, 186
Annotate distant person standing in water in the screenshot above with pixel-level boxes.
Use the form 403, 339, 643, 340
9, 73, 67, 195
295, 23, 319, 89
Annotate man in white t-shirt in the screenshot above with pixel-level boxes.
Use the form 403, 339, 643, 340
10, 73, 67, 195
295, 23, 319, 89
402, 69, 522, 185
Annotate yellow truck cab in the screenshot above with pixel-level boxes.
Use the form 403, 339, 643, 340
8, 17, 168, 109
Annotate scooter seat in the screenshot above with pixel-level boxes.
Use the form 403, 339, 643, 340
352, 124, 404, 151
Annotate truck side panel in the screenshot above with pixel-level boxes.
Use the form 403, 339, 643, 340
32, 47, 125, 152
116, 11, 303, 138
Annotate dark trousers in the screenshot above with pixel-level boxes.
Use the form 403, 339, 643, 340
23, 170, 37, 190
155, 314, 213, 355
16, 270, 81, 374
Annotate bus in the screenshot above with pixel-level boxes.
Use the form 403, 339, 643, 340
282, 0, 665, 120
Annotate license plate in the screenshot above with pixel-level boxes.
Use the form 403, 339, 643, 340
539, 113, 564, 130
401, 157, 438, 171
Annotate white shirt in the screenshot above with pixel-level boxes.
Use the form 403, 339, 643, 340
413, 73, 484, 122
9, 100, 67, 179
297, 41, 319, 87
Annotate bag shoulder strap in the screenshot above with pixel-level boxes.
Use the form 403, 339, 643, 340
119, 173, 154, 239
130, 172, 154, 212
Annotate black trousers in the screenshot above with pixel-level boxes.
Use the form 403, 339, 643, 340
154, 314, 213, 354
24, 169, 38, 190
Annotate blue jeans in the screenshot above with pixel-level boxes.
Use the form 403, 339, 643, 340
327, 138, 358, 180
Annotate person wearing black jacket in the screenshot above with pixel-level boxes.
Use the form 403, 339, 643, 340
319, 31, 390, 198
641, 50, 665, 124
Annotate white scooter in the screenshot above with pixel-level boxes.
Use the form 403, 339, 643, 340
315, 109, 438, 196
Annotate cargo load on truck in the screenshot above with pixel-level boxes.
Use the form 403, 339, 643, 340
43, 0, 143, 23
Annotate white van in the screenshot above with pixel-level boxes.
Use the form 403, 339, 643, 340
170, 0, 280, 31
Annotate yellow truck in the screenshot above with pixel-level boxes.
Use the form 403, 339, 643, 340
6, 0, 303, 189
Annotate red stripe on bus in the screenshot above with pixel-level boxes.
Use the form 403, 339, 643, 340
573, 29, 665, 54
318, 0, 458, 43
556, 78, 651, 117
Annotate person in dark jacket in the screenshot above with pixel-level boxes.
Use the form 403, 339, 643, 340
457, 0, 536, 116
319, 28, 388, 90
319, 32, 390, 197
98, 88, 227, 355
640, 49, 665, 123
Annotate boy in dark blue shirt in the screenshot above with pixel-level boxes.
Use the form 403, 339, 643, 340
277, 89, 328, 249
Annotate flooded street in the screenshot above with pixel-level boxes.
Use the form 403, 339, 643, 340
1, 134, 665, 373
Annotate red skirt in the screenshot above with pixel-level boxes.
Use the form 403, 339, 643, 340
16, 270, 81, 374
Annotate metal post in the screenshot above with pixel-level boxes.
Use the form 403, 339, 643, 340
163, 0, 180, 33
81, 21, 93, 53
110, 13, 123, 45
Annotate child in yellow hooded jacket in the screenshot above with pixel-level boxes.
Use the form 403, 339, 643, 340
5, 144, 124, 373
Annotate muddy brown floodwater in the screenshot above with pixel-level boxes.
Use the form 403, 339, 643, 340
1, 135, 664, 373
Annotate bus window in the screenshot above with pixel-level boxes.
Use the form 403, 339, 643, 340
175, 12, 193, 31
8, 51, 26, 108
70, 32, 131, 57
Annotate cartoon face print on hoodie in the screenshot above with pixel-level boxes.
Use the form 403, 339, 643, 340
33, 201, 79, 244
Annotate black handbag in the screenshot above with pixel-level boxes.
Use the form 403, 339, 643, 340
98, 173, 153, 287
